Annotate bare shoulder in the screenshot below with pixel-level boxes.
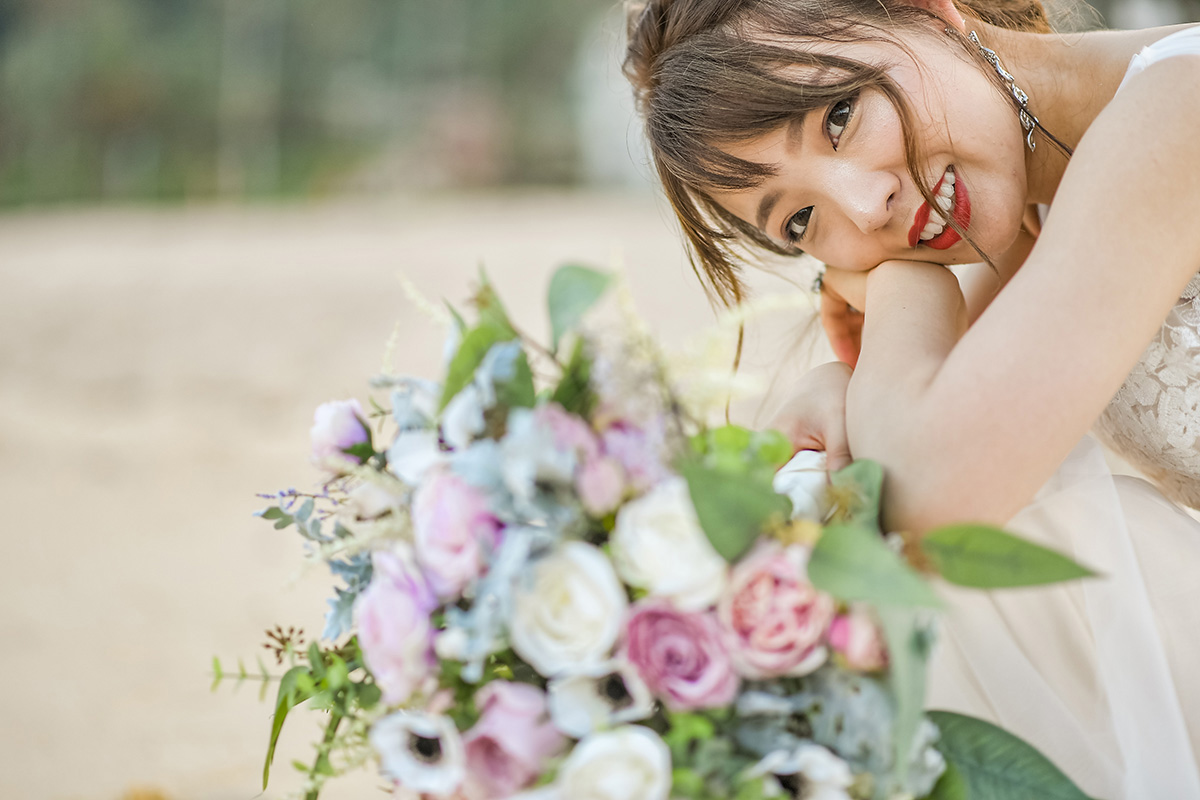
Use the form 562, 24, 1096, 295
1036, 52, 1200, 288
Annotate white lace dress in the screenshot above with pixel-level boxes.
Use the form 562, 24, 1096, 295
1095, 272, 1200, 510
927, 27, 1200, 800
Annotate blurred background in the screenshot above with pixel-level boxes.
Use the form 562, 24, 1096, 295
0, 0, 1193, 798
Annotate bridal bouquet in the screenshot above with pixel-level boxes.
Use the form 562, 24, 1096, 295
219, 265, 1097, 800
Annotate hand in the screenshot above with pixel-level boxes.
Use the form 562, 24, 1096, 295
819, 266, 868, 368
769, 361, 854, 471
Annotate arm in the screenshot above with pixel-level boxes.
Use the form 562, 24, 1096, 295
846, 56, 1200, 533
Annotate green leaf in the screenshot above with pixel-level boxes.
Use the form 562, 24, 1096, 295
927, 711, 1092, 800
830, 459, 885, 528
709, 424, 753, 456
497, 349, 536, 409
921, 524, 1097, 589
750, 429, 793, 470
264, 665, 312, 789
210, 656, 223, 691
671, 767, 707, 798
343, 442, 375, 463
260, 506, 285, 520
925, 761, 968, 800
475, 267, 517, 336
878, 606, 934, 787
547, 264, 613, 351
808, 524, 941, 608
550, 338, 595, 416
445, 299, 468, 333
439, 322, 511, 410
356, 682, 382, 710
681, 462, 792, 562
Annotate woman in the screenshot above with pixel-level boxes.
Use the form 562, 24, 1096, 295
624, 0, 1200, 796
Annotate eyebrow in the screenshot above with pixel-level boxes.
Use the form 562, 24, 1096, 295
755, 189, 782, 232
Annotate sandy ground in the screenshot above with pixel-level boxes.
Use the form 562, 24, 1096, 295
0, 192, 828, 800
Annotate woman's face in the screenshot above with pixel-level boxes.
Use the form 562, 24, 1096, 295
711, 28, 1030, 271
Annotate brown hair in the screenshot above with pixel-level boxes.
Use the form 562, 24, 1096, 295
624, 0, 1056, 306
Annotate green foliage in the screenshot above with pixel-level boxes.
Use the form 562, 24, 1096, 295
878, 607, 935, 789
547, 264, 613, 352
265, 665, 313, 789
262, 638, 377, 791
680, 461, 791, 562
927, 711, 1093, 800
497, 350, 537, 410
808, 524, 941, 609
551, 337, 596, 416
926, 762, 969, 800
921, 524, 1097, 589
439, 321, 513, 410
691, 425, 794, 483
260, 505, 295, 530
829, 459, 885, 528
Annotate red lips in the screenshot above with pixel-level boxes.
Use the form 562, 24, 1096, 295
908, 171, 972, 251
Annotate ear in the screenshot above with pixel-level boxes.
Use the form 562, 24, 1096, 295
902, 0, 967, 31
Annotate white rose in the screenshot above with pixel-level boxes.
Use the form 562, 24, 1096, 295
773, 449, 830, 522
611, 477, 727, 611
510, 542, 627, 676
557, 726, 671, 800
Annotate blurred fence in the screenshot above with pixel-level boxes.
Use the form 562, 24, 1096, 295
0, 0, 626, 206
0, 0, 1194, 207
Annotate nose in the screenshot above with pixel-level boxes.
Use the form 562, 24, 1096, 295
836, 168, 899, 236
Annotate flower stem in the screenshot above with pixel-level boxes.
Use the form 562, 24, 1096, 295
304, 710, 344, 800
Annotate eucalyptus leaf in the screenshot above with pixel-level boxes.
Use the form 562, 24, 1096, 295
681, 462, 792, 562
551, 338, 595, 416
927, 711, 1092, 800
830, 459, 885, 528
496, 349, 536, 409
921, 524, 1097, 588
263, 665, 312, 789
474, 267, 516, 336
926, 761, 968, 800
878, 607, 934, 789
445, 299, 468, 333
808, 524, 941, 608
439, 322, 512, 410
547, 264, 612, 351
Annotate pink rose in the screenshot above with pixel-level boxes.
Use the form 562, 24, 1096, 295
413, 471, 502, 600
624, 600, 739, 711
828, 607, 888, 672
356, 550, 438, 705
717, 542, 834, 679
576, 456, 626, 516
536, 403, 600, 462
463, 681, 566, 797
310, 399, 370, 468
601, 421, 670, 493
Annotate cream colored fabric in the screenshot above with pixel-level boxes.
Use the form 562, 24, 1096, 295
928, 437, 1200, 799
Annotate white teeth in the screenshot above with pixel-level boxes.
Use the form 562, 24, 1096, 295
935, 194, 953, 214
928, 209, 946, 226
920, 220, 945, 240
938, 182, 954, 198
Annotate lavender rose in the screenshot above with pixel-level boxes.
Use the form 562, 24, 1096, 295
355, 549, 438, 705
310, 398, 370, 469
413, 470, 502, 600
623, 600, 739, 711
717, 542, 834, 679
463, 681, 566, 798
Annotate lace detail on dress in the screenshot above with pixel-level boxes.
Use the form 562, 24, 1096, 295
1094, 273, 1200, 510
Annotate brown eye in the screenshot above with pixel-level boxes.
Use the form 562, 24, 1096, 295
787, 207, 813, 243
826, 97, 854, 149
